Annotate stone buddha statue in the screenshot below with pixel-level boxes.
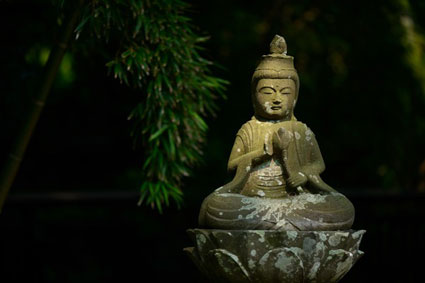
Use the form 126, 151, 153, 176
199, 35, 355, 231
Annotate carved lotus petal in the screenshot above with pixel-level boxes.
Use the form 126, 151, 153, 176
185, 229, 365, 283
320, 249, 355, 282
207, 249, 250, 283
257, 248, 304, 282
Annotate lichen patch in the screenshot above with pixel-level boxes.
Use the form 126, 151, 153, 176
287, 231, 298, 240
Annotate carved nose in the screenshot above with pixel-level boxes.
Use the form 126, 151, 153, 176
273, 100, 281, 105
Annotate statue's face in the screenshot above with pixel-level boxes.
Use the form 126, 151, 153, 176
254, 78, 296, 120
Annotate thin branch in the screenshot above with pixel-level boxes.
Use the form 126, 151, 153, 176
0, 0, 84, 213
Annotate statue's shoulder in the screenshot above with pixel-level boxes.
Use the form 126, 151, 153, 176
235, 118, 260, 144
237, 118, 257, 133
292, 120, 313, 132
290, 121, 316, 141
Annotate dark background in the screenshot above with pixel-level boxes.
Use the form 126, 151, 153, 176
1, 0, 425, 282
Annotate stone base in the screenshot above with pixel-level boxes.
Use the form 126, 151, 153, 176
184, 229, 365, 283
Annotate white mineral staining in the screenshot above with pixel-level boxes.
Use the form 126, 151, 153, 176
306, 240, 328, 279
298, 172, 306, 177
251, 242, 255, 246
238, 215, 243, 219
239, 194, 327, 223
273, 249, 303, 274
289, 247, 304, 256
219, 212, 223, 216
251, 250, 257, 256
295, 131, 301, 140
259, 248, 304, 273
297, 186, 304, 193
305, 128, 313, 141
275, 218, 292, 229
287, 231, 298, 240
264, 133, 271, 154
197, 234, 207, 245
328, 232, 349, 247
336, 255, 354, 279
257, 190, 265, 197
275, 253, 294, 272
328, 235, 340, 247
309, 174, 320, 184
259, 252, 269, 265
352, 230, 364, 239
214, 186, 223, 192
215, 253, 231, 274
252, 231, 266, 243
248, 259, 256, 269
217, 251, 250, 278
328, 250, 354, 281
264, 101, 273, 114
315, 241, 326, 255
319, 233, 327, 241
287, 130, 294, 138
253, 160, 285, 188
237, 148, 241, 152
246, 165, 251, 172
308, 262, 321, 279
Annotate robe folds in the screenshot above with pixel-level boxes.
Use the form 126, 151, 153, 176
199, 118, 355, 231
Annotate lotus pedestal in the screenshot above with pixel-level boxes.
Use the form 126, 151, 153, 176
184, 229, 365, 283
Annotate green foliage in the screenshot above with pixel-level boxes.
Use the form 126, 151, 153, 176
76, 0, 228, 211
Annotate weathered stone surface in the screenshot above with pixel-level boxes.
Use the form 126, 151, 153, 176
188, 35, 366, 282
200, 191, 354, 231
184, 229, 365, 283
198, 35, 356, 231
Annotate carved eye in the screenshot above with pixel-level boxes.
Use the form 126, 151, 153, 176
259, 87, 274, 95
280, 88, 292, 95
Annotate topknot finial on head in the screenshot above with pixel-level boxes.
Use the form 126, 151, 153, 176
270, 35, 287, 55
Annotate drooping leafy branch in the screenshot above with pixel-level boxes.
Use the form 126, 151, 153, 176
76, 0, 228, 211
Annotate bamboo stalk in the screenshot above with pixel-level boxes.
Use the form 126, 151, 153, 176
0, 0, 84, 213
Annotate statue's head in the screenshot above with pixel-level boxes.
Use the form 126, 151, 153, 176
252, 35, 299, 121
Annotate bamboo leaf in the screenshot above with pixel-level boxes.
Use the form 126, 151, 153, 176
75, 0, 228, 212
149, 125, 169, 142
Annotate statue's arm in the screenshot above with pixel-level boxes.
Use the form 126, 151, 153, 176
227, 136, 271, 172
303, 133, 326, 175
302, 130, 337, 193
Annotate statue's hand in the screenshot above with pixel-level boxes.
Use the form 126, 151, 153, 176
263, 131, 274, 156
273, 127, 291, 151
287, 172, 308, 189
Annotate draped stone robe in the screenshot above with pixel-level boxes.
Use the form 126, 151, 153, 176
228, 118, 332, 198
199, 118, 355, 231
